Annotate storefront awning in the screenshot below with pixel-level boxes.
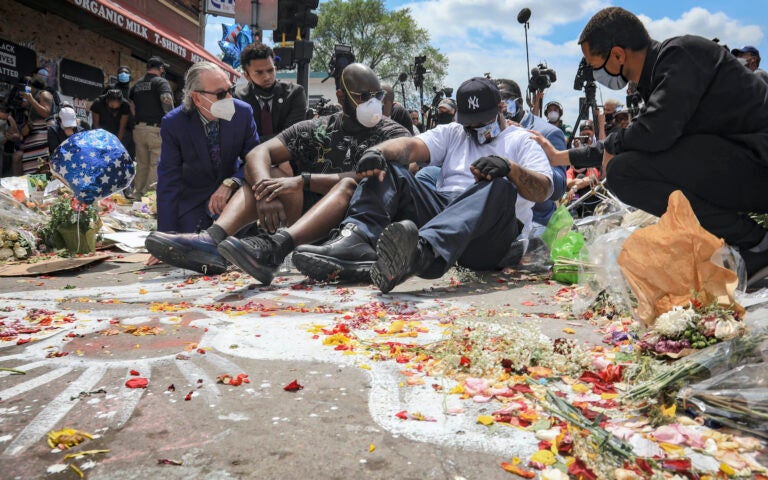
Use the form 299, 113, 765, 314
66, 0, 240, 82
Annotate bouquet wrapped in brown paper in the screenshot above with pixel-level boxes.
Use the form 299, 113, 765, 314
617, 191, 743, 326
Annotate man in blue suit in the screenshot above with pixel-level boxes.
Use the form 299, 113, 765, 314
495, 78, 568, 227
156, 62, 260, 234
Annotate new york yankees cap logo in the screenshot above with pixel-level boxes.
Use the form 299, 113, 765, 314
456, 77, 501, 126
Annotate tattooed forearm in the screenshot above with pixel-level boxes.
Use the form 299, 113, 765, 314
508, 163, 552, 202
378, 137, 428, 166
391, 141, 414, 166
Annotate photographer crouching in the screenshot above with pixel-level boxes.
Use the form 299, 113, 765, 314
535, 7, 768, 287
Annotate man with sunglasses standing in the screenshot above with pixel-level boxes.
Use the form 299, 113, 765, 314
234, 43, 306, 144
291, 77, 553, 291
153, 62, 258, 235
145, 63, 411, 280
130, 56, 174, 199
579, 7, 768, 286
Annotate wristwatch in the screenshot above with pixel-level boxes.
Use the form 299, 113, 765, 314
301, 172, 311, 192
222, 178, 240, 189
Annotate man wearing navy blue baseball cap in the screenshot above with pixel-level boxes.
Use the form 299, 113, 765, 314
732, 46, 768, 84
292, 76, 554, 292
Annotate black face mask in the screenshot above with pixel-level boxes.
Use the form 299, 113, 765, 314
436, 112, 454, 125
605, 113, 614, 124
251, 83, 276, 98
30, 78, 46, 90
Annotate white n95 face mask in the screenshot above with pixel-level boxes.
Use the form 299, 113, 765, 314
210, 98, 236, 121
546, 110, 560, 122
356, 98, 382, 128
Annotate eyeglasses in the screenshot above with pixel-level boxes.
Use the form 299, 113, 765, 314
347, 89, 386, 102
196, 86, 234, 100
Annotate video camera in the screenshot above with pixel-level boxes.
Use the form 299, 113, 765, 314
413, 55, 427, 89
323, 44, 355, 90
307, 96, 338, 118
529, 63, 556, 92
424, 86, 453, 130
625, 90, 642, 117
573, 57, 594, 91
568, 57, 598, 149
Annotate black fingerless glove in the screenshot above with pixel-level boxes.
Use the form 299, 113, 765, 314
356, 148, 387, 174
472, 155, 510, 179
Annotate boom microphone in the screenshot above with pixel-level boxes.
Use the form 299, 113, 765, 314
517, 8, 531, 24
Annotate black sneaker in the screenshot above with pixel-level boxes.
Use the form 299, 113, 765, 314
370, 220, 432, 293
145, 231, 228, 275
742, 249, 768, 287
217, 234, 283, 285
292, 224, 376, 282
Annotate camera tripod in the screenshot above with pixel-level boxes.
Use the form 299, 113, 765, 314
568, 78, 599, 149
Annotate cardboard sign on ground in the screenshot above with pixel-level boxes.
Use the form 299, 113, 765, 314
0, 253, 111, 277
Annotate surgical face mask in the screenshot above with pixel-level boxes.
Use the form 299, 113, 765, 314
546, 110, 560, 122
354, 97, 382, 128
117, 72, 130, 83
736, 57, 750, 68
593, 53, 629, 90
465, 117, 501, 145
504, 99, 517, 118
203, 97, 235, 121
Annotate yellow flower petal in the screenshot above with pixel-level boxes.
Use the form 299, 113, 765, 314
477, 415, 495, 426
562, 327, 576, 334
719, 463, 736, 476
571, 383, 590, 394
658, 442, 685, 457
369, 444, 376, 453
449, 383, 465, 395
530, 449, 557, 466
662, 403, 677, 417
387, 320, 405, 334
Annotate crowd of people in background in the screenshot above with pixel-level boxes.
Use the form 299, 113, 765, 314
1, 6, 767, 287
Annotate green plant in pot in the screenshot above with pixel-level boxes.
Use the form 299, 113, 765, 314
42, 194, 101, 254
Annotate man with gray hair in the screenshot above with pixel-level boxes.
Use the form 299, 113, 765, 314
154, 61, 259, 235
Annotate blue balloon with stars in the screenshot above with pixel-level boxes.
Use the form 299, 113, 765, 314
50, 129, 135, 205
218, 23, 254, 69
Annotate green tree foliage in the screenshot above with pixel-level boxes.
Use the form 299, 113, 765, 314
310, 0, 448, 99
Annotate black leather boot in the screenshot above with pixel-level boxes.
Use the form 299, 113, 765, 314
293, 224, 377, 282
370, 220, 434, 293
217, 231, 292, 285
145, 231, 228, 275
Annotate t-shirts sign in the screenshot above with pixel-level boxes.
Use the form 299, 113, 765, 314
59, 58, 104, 100
0, 38, 37, 83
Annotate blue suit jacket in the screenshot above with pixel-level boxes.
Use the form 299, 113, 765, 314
157, 99, 259, 232
521, 111, 568, 225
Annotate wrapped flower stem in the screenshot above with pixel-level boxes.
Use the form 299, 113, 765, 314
542, 390, 635, 463
623, 333, 767, 402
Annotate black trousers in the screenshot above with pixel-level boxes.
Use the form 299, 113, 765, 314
345, 163, 520, 275
607, 134, 768, 249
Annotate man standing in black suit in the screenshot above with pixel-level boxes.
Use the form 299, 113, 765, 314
234, 43, 306, 144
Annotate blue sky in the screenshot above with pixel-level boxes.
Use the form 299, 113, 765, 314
205, 1, 767, 124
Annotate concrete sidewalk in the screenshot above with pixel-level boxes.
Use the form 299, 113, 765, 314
0, 259, 604, 479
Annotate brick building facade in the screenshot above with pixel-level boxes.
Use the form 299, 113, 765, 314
0, 0, 237, 119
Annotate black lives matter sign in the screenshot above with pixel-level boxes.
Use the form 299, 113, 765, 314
59, 58, 105, 100
0, 38, 37, 84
